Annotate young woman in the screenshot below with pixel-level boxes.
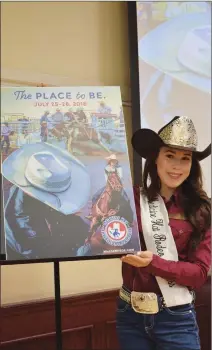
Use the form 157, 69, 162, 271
116, 116, 211, 350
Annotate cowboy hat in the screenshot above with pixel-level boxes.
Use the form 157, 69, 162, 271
138, 12, 211, 93
131, 116, 211, 161
2, 142, 91, 215
106, 154, 117, 161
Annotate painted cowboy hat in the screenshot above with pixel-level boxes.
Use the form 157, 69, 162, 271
132, 116, 211, 161
2, 142, 91, 215
106, 154, 117, 161
139, 12, 211, 93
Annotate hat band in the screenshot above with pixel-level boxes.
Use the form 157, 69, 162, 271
162, 140, 197, 152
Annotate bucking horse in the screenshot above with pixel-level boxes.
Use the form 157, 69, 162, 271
49, 120, 111, 154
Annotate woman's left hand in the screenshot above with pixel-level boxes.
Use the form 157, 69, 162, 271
120, 251, 153, 267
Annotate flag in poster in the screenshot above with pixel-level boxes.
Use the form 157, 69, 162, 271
1, 86, 141, 261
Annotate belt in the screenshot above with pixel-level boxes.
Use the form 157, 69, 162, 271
119, 286, 193, 314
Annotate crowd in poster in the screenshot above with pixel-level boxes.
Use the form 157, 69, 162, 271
1, 87, 140, 261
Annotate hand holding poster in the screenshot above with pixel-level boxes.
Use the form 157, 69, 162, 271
1, 86, 141, 261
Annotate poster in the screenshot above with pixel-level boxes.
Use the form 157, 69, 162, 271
1, 86, 141, 261
136, 1, 211, 195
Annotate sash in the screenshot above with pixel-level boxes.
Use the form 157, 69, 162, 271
140, 192, 193, 307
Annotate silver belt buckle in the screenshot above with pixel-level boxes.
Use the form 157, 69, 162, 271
131, 292, 159, 314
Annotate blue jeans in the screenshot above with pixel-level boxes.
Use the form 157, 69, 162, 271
116, 297, 201, 350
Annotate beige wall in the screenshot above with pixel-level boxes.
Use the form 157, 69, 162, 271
1, 2, 133, 305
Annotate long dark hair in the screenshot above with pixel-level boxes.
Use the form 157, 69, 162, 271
142, 150, 211, 249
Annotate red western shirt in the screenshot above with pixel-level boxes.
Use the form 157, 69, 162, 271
122, 186, 211, 294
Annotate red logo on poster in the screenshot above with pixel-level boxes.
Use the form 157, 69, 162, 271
101, 216, 132, 246
107, 221, 127, 241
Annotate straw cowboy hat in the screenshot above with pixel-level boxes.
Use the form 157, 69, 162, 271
132, 116, 211, 161
139, 12, 211, 93
2, 143, 91, 215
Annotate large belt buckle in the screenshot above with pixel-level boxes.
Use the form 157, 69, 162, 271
131, 292, 159, 314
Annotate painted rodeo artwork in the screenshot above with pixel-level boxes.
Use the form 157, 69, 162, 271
1, 87, 140, 261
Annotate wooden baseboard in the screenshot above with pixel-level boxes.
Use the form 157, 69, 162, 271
1, 277, 211, 350
1, 289, 119, 350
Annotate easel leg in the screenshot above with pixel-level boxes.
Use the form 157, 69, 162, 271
54, 261, 63, 350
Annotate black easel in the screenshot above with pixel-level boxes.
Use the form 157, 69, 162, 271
0, 258, 64, 350
1, 253, 121, 350
54, 261, 63, 350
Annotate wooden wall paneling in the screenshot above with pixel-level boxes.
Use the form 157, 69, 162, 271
1, 289, 119, 350
91, 323, 107, 349
1, 333, 56, 350
106, 321, 119, 350
1, 279, 211, 350
62, 290, 118, 329
63, 326, 93, 350
1, 299, 56, 341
